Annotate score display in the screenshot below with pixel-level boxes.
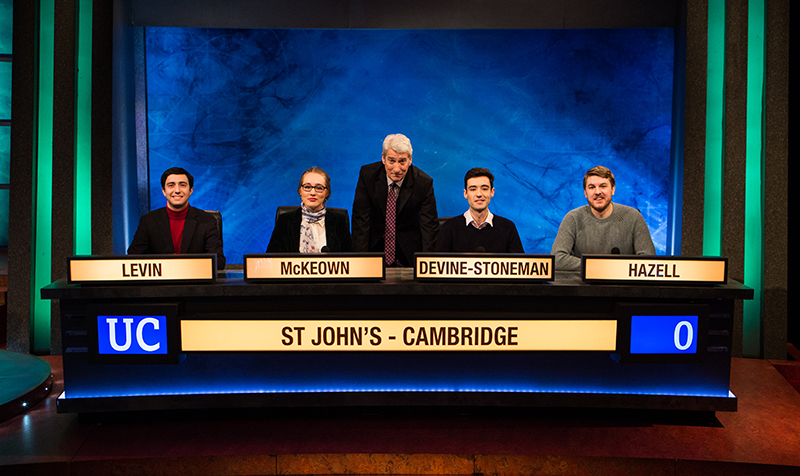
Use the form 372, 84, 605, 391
614, 303, 709, 364
630, 315, 699, 354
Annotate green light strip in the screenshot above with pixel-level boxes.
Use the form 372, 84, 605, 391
33, 0, 55, 351
742, 0, 765, 357
74, 0, 92, 254
702, 0, 725, 257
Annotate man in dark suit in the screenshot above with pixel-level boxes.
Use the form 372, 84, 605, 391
128, 167, 226, 269
352, 134, 439, 267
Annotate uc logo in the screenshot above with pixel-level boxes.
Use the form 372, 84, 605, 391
98, 315, 168, 354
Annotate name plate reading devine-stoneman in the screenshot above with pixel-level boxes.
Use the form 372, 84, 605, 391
582, 255, 728, 285
68, 254, 217, 284
414, 253, 554, 282
244, 253, 385, 281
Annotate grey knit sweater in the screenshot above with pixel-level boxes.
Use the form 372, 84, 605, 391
551, 204, 656, 271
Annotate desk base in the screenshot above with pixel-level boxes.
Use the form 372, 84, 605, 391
56, 389, 737, 414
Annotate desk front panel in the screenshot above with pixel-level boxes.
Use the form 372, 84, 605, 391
47, 271, 748, 412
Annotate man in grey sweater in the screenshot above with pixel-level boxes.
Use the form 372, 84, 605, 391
551, 165, 655, 271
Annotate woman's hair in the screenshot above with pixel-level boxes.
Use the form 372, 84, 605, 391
298, 166, 332, 201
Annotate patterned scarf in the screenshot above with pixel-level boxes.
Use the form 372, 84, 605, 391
300, 203, 326, 253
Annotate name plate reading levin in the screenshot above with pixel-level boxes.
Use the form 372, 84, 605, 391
181, 319, 617, 352
415, 253, 554, 281
68, 254, 217, 284
582, 255, 728, 284
244, 253, 385, 281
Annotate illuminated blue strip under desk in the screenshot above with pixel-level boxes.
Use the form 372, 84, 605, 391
41, 268, 753, 413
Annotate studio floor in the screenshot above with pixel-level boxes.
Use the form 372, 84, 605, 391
1, 355, 800, 475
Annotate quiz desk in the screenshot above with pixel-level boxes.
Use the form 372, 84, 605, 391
41, 268, 753, 413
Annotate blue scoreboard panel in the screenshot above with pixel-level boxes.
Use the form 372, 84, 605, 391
614, 303, 709, 364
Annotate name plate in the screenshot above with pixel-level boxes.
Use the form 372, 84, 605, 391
68, 254, 217, 284
582, 255, 728, 284
181, 319, 617, 352
414, 253, 554, 281
244, 253, 385, 281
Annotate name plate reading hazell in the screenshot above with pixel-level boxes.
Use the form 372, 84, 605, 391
244, 253, 385, 281
582, 255, 727, 284
180, 320, 617, 351
68, 254, 216, 284
414, 253, 554, 281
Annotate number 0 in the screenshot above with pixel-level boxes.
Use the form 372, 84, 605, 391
674, 321, 693, 350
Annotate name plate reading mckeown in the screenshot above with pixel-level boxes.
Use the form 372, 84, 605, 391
414, 254, 554, 282
582, 255, 728, 285
68, 254, 217, 284
243, 253, 385, 281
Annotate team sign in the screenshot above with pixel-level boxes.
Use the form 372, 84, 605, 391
180, 319, 616, 351
68, 255, 216, 284
583, 256, 727, 284
244, 254, 384, 280
415, 254, 554, 281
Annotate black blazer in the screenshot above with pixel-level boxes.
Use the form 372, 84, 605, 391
127, 206, 226, 269
266, 207, 353, 253
351, 161, 439, 266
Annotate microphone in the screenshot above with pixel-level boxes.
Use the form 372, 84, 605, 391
611, 247, 620, 255
320, 246, 330, 253
476, 246, 486, 253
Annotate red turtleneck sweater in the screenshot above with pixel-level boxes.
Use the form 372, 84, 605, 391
166, 206, 188, 253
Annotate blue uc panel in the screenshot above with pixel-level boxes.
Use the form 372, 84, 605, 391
630, 315, 699, 354
97, 315, 168, 355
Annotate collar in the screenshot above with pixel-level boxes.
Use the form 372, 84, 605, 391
464, 209, 494, 228
386, 175, 405, 189
166, 205, 189, 219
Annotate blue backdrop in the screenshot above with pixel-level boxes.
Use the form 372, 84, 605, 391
145, 27, 674, 264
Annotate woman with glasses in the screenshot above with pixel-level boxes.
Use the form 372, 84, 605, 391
266, 166, 353, 253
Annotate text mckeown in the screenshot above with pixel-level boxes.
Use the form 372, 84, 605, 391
280, 261, 350, 276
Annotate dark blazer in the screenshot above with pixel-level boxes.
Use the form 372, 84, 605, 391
351, 162, 439, 266
266, 207, 353, 253
127, 206, 226, 269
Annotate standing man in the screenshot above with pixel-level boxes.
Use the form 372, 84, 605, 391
435, 167, 523, 253
352, 134, 439, 267
128, 167, 226, 269
551, 165, 655, 271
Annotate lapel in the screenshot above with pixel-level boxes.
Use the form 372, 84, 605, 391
395, 165, 414, 215
155, 208, 175, 253
323, 209, 338, 250
374, 167, 389, 220
289, 208, 303, 251
180, 206, 198, 254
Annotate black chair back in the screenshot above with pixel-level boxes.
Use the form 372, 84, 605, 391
203, 210, 223, 247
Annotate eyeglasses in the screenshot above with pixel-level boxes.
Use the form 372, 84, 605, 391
301, 184, 327, 193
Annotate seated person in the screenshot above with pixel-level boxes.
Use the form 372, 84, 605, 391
435, 167, 524, 253
551, 165, 655, 271
128, 167, 226, 269
267, 166, 353, 253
